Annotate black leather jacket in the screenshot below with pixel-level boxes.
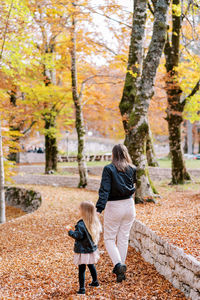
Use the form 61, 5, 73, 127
96, 163, 136, 213
68, 220, 97, 254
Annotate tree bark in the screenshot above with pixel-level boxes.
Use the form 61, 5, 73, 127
119, 0, 169, 203
146, 126, 159, 167
44, 115, 58, 174
43, 44, 58, 174
70, 16, 88, 188
164, 0, 191, 184
0, 118, 6, 223
8, 88, 20, 162
198, 128, 200, 153
187, 120, 193, 155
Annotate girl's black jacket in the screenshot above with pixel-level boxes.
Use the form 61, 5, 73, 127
96, 163, 136, 213
68, 219, 97, 254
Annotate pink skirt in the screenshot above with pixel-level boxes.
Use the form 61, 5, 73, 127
74, 249, 100, 265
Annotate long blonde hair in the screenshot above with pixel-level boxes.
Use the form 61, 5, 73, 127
112, 144, 133, 172
80, 201, 102, 245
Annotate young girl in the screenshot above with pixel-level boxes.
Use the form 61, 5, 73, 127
68, 201, 102, 295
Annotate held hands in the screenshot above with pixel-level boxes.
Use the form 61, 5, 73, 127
66, 225, 72, 231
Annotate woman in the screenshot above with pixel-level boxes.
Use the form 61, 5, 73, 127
96, 144, 136, 283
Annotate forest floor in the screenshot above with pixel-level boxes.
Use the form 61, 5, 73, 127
1, 185, 187, 299
6, 205, 26, 221
136, 182, 200, 261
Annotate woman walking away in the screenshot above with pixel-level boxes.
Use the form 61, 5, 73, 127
96, 144, 136, 283
68, 201, 102, 295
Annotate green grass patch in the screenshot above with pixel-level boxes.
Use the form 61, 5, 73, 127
58, 158, 200, 169
155, 180, 200, 192
58, 161, 110, 167
158, 158, 200, 169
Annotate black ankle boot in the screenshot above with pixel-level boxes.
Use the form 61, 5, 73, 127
77, 288, 85, 294
113, 263, 127, 283
89, 281, 100, 287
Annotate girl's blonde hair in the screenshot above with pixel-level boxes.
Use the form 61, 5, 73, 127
112, 144, 133, 172
80, 201, 102, 245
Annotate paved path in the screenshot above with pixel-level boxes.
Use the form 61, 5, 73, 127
13, 174, 100, 190
0, 186, 186, 299
13, 164, 200, 192
15, 164, 200, 182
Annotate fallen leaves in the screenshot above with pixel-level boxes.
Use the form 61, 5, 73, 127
136, 185, 200, 261
0, 185, 187, 299
6, 206, 26, 220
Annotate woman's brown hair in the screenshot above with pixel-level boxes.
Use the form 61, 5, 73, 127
112, 144, 133, 172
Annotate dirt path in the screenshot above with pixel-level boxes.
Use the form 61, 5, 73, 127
0, 185, 186, 299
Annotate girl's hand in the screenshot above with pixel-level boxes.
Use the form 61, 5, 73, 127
66, 225, 72, 231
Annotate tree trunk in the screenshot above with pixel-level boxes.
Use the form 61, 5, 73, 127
183, 121, 188, 153
70, 16, 88, 188
0, 118, 6, 223
187, 120, 193, 155
44, 116, 58, 174
167, 114, 190, 184
119, 0, 169, 203
164, 0, 191, 183
8, 88, 20, 162
43, 44, 58, 174
146, 127, 159, 167
198, 128, 200, 153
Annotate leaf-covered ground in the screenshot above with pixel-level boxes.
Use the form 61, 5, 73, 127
6, 206, 26, 221
136, 183, 200, 261
0, 185, 186, 299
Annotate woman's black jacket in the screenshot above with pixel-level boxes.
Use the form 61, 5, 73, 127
96, 163, 136, 213
68, 220, 97, 254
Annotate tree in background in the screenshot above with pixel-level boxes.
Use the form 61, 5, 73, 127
0, 0, 19, 223
146, 127, 159, 167
119, 0, 169, 203
163, 0, 200, 184
0, 118, 6, 224
65, 0, 129, 187
70, 4, 88, 187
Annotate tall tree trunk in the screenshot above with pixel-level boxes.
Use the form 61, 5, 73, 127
198, 128, 200, 153
167, 113, 190, 183
164, 0, 191, 184
70, 16, 88, 188
8, 88, 20, 162
0, 118, 6, 223
44, 115, 58, 174
183, 121, 188, 153
187, 120, 193, 155
119, 0, 169, 203
43, 44, 58, 174
146, 126, 159, 167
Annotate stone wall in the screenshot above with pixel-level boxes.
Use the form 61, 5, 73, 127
5, 187, 42, 213
61, 166, 200, 181
19, 152, 45, 164
130, 220, 200, 300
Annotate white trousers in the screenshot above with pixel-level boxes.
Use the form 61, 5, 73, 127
104, 198, 136, 266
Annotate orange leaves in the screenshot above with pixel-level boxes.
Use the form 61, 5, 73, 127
0, 184, 186, 299
136, 183, 200, 261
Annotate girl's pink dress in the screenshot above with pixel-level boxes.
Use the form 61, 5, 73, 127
74, 249, 100, 265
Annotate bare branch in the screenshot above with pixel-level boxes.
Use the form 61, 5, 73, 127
148, 1, 155, 15
22, 121, 37, 136
79, 74, 123, 99
73, 3, 131, 28
182, 0, 192, 20
0, 0, 14, 61
182, 79, 200, 106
